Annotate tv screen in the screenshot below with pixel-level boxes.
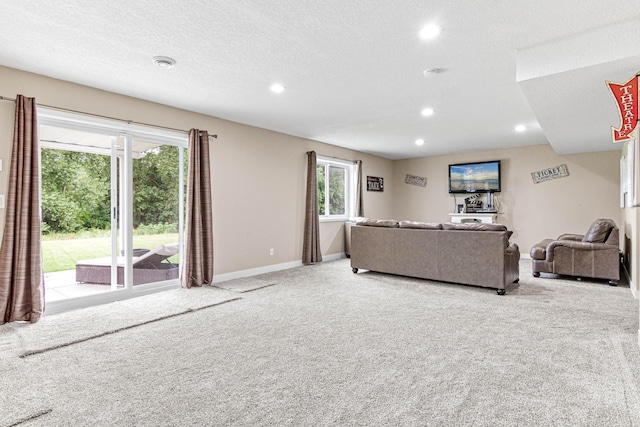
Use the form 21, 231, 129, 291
448, 160, 501, 193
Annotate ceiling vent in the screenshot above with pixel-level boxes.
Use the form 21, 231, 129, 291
153, 56, 176, 69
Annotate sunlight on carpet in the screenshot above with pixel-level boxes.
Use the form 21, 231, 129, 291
0, 286, 240, 360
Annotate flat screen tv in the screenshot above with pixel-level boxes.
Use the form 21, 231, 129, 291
448, 160, 501, 193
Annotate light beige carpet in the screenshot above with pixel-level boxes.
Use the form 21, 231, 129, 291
1, 259, 639, 426
214, 277, 277, 293
0, 286, 240, 360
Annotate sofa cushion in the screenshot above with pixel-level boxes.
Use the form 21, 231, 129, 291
359, 218, 400, 228
582, 219, 616, 243
399, 221, 442, 230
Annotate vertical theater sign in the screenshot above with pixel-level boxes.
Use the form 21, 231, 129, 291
607, 73, 639, 143
609, 72, 640, 207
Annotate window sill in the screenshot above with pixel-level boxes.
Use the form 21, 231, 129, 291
319, 216, 349, 223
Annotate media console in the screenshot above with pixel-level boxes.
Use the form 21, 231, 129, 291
448, 212, 497, 224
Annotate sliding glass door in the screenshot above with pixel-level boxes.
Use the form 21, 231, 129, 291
37, 108, 187, 313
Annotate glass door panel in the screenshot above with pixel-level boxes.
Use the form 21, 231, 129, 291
130, 142, 182, 286
40, 128, 121, 300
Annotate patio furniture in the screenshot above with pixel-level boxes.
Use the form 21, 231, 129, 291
76, 243, 179, 285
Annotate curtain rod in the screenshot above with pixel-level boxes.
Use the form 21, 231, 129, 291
316, 153, 359, 164
0, 95, 218, 139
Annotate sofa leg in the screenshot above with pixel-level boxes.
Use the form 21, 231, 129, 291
532, 272, 540, 277
497, 289, 506, 295
352, 268, 358, 274
608, 280, 618, 286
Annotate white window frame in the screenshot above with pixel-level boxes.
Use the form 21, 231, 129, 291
317, 155, 356, 222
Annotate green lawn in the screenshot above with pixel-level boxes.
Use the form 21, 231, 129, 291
42, 233, 179, 273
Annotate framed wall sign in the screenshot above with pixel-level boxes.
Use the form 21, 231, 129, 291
405, 174, 427, 187
530, 164, 569, 184
367, 176, 384, 192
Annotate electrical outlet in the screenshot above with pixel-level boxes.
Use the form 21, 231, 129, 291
0, 195, 4, 209
269, 248, 274, 256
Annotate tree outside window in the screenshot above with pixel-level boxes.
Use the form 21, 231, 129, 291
329, 166, 346, 215
316, 157, 353, 219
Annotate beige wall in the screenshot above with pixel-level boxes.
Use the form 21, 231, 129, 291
391, 144, 622, 258
0, 66, 628, 284
0, 66, 394, 275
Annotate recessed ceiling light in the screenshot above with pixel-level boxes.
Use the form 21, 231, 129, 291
421, 108, 434, 117
152, 56, 176, 69
515, 124, 527, 132
270, 83, 286, 93
423, 68, 441, 78
419, 24, 442, 40
415, 139, 425, 146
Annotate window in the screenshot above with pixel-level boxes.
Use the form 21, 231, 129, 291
317, 156, 356, 220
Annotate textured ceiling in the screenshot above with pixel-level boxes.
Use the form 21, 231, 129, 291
1, 1, 639, 159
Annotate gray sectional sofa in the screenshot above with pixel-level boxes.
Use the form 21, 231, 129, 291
350, 219, 520, 294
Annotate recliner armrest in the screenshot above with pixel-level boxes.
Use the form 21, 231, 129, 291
545, 240, 618, 261
557, 233, 584, 241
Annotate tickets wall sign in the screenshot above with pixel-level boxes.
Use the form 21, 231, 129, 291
531, 164, 570, 184
404, 174, 427, 187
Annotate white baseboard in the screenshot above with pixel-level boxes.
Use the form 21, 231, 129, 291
323, 253, 347, 262
622, 264, 637, 299
213, 253, 347, 284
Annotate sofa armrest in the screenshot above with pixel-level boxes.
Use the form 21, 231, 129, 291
505, 242, 520, 257
545, 240, 617, 261
557, 233, 584, 241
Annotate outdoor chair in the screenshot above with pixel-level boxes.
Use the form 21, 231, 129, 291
76, 243, 179, 285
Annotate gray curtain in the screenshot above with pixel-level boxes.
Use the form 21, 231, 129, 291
181, 129, 214, 288
0, 95, 44, 324
355, 160, 364, 217
303, 151, 322, 264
